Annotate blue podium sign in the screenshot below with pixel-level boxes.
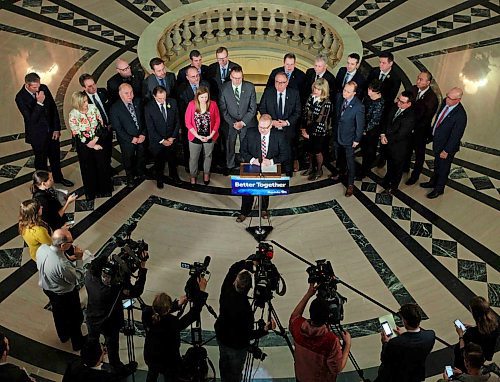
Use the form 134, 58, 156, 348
231, 176, 290, 196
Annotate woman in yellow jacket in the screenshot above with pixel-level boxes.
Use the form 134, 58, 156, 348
19, 199, 51, 261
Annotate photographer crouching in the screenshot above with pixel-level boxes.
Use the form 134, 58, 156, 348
142, 276, 208, 382
84, 237, 148, 376
215, 256, 276, 382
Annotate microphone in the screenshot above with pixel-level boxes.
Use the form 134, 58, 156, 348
203, 256, 211, 268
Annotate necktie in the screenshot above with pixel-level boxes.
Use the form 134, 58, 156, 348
192, 84, 198, 94
379, 73, 386, 81
393, 108, 402, 121
261, 135, 267, 158
417, 90, 423, 100
92, 95, 108, 125
278, 93, 284, 119
433, 106, 449, 134
286, 72, 291, 80
343, 73, 350, 87
234, 86, 240, 105
32, 92, 36, 99
315, 74, 320, 81
221, 67, 226, 81
341, 99, 348, 115
160, 104, 167, 121
159, 77, 166, 89
127, 103, 139, 129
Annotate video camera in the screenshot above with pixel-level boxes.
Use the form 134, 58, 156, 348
101, 222, 149, 286
181, 256, 211, 300
249, 242, 285, 308
306, 260, 347, 325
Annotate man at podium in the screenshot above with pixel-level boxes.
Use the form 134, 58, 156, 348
236, 114, 289, 223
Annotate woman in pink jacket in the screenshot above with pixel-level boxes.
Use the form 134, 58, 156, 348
185, 86, 220, 185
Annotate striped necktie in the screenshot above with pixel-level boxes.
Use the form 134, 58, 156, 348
261, 135, 267, 158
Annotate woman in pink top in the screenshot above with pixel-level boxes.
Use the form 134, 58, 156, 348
185, 86, 220, 185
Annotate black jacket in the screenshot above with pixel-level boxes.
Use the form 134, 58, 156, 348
259, 87, 301, 139
32, 188, 66, 232
383, 106, 416, 159
367, 68, 402, 107
304, 68, 336, 101
106, 71, 143, 105
214, 260, 267, 349
409, 85, 439, 140
335, 67, 367, 99
144, 98, 180, 155
266, 67, 306, 96
432, 102, 467, 155
240, 128, 289, 165
110, 98, 147, 147
87, 88, 111, 126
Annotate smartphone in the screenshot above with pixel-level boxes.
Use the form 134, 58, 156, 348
454, 319, 466, 332
66, 220, 75, 226
381, 321, 393, 337
122, 299, 135, 309
445, 365, 453, 378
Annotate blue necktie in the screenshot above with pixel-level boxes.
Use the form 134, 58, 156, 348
159, 78, 166, 89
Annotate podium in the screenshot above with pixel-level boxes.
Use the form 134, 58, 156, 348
231, 163, 290, 241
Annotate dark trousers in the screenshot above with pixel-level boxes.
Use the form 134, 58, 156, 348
384, 150, 407, 190
361, 131, 379, 176
431, 152, 454, 192
283, 126, 296, 175
241, 195, 269, 216
87, 322, 121, 367
219, 343, 248, 382
43, 288, 83, 348
146, 367, 178, 382
33, 134, 63, 181
120, 142, 145, 180
154, 144, 178, 180
337, 144, 356, 186
405, 133, 427, 179
76, 142, 113, 199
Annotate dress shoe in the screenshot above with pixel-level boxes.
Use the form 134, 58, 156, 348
157, 180, 164, 189
168, 176, 182, 185
58, 179, 74, 187
204, 179, 210, 186
330, 174, 339, 181
354, 174, 364, 181
426, 190, 443, 199
126, 179, 135, 188
222, 168, 230, 176
236, 214, 246, 223
405, 177, 418, 186
345, 185, 354, 197
301, 167, 313, 176
262, 210, 269, 220
71, 334, 87, 352
420, 181, 435, 189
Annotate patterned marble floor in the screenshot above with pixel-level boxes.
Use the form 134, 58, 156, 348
0, 1, 499, 381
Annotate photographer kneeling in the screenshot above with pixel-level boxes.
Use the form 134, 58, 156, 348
289, 283, 352, 382
84, 250, 148, 375
142, 276, 208, 382
215, 259, 276, 382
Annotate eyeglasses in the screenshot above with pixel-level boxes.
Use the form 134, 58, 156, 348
397, 98, 409, 104
259, 125, 272, 130
446, 95, 461, 101
216, 56, 228, 61
117, 66, 130, 71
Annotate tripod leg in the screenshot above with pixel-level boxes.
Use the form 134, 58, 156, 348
267, 301, 295, 355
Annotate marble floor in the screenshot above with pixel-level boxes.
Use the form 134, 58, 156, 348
0, 1, 499, 381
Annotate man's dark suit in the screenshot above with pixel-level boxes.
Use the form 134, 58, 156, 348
106, 71, 143, 105
207, 60, 239, 100
15, 84, 64, 181
144, 98, 180, 181
143, 72, 176, 100
405, 86, 438, 181
367, 68, 402, 107
377, 329, 435, 382
239, 128, 289, 216
259, 87, 301, 175
430, 102, 467, 193
177, 64, 209, 86
382, 106, 415, 190
335, 95, 365, 186
87, 88, 112, 168
219, 80, 257, 169
335, 67, 366, 99
304, 68, 336, 101
266, 67, 306, 94
110, 98, 146, 181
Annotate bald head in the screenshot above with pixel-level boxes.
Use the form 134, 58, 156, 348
115, 58, 132, 78
119, 83, 134, 103
445, 87, 463, 107
52, 229, 71, 247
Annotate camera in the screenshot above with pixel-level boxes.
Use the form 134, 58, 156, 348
306, 260, 347, 325
251, 243, 285, 308
101, 222, 149, 286
181, 256, 211, 300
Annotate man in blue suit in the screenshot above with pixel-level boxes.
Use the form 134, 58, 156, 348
334, 81, 365, 197
420, 87, 467, 198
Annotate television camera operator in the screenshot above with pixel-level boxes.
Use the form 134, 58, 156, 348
142, 276, 209, 382
215, 252, 276, 382
84, 235, 148, 376
290, 281, 352, 382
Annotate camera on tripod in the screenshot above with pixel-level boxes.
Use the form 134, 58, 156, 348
249, 243, 285, 308
102, 222, 149, 286
306, 260, 347, 325
181, 256, 211, 300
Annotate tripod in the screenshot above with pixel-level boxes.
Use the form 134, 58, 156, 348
121, 296, 146, 381
242, 298, 294, 382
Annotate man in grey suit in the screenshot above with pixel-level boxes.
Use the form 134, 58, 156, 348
335, 81, 365, 196
142, 57, 176, 100
219, 65, 257, 171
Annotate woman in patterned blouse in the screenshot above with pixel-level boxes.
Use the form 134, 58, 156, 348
301, 79, 332, 180
361, 79, 385, 178
185, 86, 220, 185
68, 91, 112, 200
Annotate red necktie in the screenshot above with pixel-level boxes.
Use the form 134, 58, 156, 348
434, 106, 449, 130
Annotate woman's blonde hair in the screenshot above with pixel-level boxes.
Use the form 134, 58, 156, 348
71, 91, 88, 111
18, 199, 46, 234
311, 78, 330, 100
